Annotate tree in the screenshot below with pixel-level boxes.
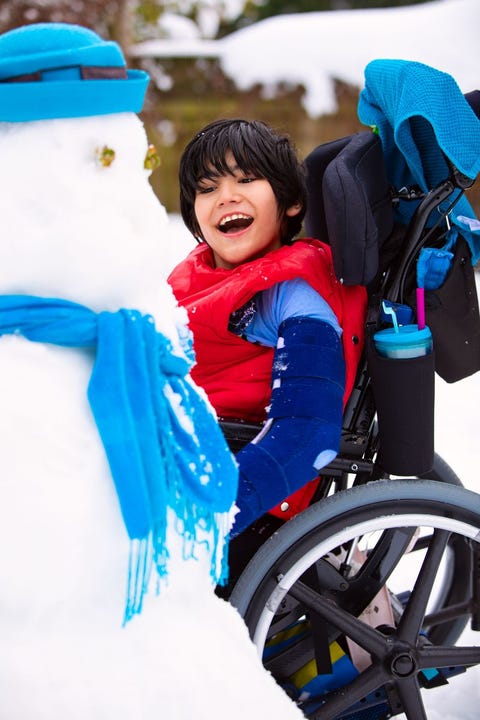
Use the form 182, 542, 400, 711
218, 0, 436, 35
0, 1, 439, 45
0, 0, 145, 58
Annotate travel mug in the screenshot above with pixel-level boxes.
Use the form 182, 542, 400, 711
373, 324, 433, 359
368, 324, 434, 475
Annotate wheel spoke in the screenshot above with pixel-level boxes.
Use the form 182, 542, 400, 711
354, 527, 416, 595
264, 629, 315, 679
397, 528, 450, 643
420, 643, 480, 670
396, 675, 427, 720
289, 580, 389, 659
309, 662, 391, 720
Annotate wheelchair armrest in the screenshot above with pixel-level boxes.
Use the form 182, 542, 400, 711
219, 419, 264, 453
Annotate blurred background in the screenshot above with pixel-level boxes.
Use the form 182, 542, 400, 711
1, 0, 478, 218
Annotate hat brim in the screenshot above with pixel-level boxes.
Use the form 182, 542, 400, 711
0, 69, 149, 122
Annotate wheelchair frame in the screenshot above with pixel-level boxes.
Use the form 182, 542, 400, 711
220, 110, 480, 719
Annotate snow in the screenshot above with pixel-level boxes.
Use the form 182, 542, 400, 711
1, 2, 480, 717
132, 0, 480, 117
0, 112, 302, 719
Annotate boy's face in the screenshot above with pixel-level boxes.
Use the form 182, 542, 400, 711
194, 152, 301, 269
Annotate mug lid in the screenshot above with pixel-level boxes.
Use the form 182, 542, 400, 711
374, 324, 432, 347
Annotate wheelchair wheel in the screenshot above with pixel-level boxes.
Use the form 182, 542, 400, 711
415, 453, 471, 646
230, 479, 480, 720
315, 452, 471, 647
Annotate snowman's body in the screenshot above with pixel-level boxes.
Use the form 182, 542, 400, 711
0, 112, 302, 718
0, 113, 182, 712
0, 113, 159, 612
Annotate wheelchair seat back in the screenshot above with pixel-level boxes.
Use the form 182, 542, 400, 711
304, 130, 394, 288
303, 76, 480, 478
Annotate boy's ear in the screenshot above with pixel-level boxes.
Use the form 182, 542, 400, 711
286, 202, 302, 217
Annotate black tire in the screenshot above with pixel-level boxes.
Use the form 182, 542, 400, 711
230, 479, 480, 720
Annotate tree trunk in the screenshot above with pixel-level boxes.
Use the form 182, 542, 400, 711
112, 0, 137, 60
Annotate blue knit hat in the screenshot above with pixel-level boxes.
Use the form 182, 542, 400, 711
0, 23, 149, 121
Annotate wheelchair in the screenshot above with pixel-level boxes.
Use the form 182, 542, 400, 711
220, 67, 480, 719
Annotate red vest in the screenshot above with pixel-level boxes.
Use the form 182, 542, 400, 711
168, 240, 367, 517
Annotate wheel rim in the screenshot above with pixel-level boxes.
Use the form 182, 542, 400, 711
246, 510, 480, 720
253, 513, 478, 650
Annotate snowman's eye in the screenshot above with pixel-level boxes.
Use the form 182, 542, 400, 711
96, 145, 116, 167
144, 144, 160, 171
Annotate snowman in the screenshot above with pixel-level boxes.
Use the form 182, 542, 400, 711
0, 23, 303, 720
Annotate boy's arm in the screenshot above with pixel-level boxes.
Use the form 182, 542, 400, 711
232, 316, 345, 536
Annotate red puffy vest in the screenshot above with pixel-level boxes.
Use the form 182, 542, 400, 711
168, 239, 367, 517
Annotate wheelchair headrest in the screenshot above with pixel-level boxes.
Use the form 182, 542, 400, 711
304, 131, 393, 286
465, 89, 480, 119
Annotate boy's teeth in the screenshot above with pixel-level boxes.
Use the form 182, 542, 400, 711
220, 214, 247, 225
217, 213, 253, 233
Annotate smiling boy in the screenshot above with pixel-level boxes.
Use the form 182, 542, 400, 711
192, 149, 301, 268
168, 119, 367, 553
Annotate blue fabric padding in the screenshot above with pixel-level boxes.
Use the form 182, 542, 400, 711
253, 417, 340, 478
233, 417, 339, 536
270, 317, 345, 422
0, 23, 149, 121
358, 59, 480, 263
0, 295, 238, 619
233, 317, 345, 535
272, 317, 344, 381
233, 441, 289, 534
269, 378, 343, 425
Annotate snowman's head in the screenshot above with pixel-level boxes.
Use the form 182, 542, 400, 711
0, 22, 149, 122
0, 23, 177, 329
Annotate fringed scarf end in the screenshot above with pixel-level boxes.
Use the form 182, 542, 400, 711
124, 536, 161, 625
170, 504, 233, 588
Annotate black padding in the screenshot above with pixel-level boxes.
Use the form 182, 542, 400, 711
366, 332, 435, 476
424, 235, 480, 383
305, 131, 394, 286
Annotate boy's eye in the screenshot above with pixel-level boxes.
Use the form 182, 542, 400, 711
197, 184, 215, 194
239, 176, 256, 184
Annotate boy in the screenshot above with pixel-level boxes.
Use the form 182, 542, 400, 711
168, 119, 367, 545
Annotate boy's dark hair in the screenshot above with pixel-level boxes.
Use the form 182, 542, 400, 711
179, 118, 307, 244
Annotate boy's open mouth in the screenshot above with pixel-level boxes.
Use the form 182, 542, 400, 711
218, 213, 253, 233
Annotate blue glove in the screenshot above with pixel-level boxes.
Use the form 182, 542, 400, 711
233, 317, 345, 536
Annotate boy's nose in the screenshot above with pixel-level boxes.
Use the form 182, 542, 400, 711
217, 178, 241, 205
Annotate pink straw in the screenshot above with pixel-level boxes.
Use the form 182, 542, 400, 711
416, 287, 426, 330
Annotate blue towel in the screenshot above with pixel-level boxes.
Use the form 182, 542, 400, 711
0, 295, 238, 622
358, 59, 480, 263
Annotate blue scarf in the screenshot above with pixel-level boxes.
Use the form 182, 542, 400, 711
358, 59, 480, 263
0, 295, 238, 622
